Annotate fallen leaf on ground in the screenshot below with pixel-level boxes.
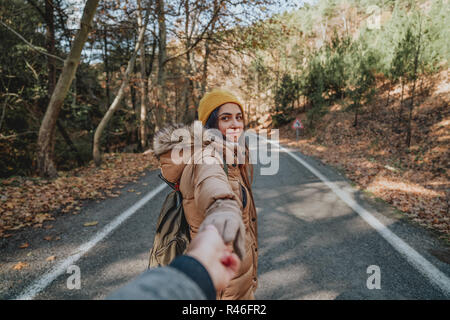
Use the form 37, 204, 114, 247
46, 255, 56, 262
19, 242, 29, 249
12, 262, 28, 270
84, 221, 98, 227
44, 236, 53, 241
35, 213, 55, 224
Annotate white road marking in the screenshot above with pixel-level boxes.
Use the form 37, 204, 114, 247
263, 137, 450, 296
14, 182, 167, 300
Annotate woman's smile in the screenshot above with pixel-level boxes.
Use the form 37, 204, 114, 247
217, 103, 244, 142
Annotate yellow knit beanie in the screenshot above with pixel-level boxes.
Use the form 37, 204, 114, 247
198, 89, 244, 125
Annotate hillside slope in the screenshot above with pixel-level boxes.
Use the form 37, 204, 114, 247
277, 69, 449, 241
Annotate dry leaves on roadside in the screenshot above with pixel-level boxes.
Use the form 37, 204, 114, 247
0, 153, 159, 238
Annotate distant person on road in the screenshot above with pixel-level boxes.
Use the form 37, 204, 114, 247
107, 225, 240, 300
153, 89, 258, 300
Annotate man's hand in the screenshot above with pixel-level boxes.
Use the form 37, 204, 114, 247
186, 225, 241, 291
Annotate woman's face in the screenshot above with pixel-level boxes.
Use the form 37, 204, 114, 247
217, 103, 244, 142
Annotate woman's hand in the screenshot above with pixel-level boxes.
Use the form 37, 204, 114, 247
198, 210, 246, 260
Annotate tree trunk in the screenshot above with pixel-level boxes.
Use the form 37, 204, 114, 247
200, 38, 210, 97
155, 0, 167, 127
385, 81, 391, 108
137, 0, 148, 150
37, 0, 99, 178
183, 0, 194, 123
103, 25, 111, 107
398, 78, 405, 125
93, 7, 149, 166
353, 108, 358, 127
147, 38, 158, 135
406, 18, 422, 148
45, 0, 56, 98
130, 78, 137, 112
419, 75, 424, 94
200, 0, 219, 99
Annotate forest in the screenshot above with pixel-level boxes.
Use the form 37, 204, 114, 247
0, 0, 449, 238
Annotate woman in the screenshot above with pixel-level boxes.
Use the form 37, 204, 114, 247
153, 89, 258, 300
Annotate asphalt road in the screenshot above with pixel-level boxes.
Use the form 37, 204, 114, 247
1, 141, 449, 300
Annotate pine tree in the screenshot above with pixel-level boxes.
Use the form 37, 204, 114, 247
345, 41, 377, 127
304, 55, 328, 127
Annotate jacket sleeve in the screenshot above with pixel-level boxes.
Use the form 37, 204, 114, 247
106, 256, 215, 300
159, 151, 185, 183
192, 155, 241, 219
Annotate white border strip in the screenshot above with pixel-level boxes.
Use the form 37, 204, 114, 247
14, 182, 167, 300
265, 137, 450, 297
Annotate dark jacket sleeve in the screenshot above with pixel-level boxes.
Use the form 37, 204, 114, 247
106, 256, 215, 300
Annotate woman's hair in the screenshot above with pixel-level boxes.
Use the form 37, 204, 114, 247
204, 105, 254, 189
204, 108, 220, 130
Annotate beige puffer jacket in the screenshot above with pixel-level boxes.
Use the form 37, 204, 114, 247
153, 122, 258, 300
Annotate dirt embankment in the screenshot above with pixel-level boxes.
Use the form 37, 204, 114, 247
276, 70, 449, 241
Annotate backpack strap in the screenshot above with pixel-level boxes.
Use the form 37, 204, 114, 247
222, 154, 228, 177
158, 173, 177, 190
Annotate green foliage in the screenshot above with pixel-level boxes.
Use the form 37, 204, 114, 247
271, 29, 353, 128
322, 30, 352, 100
274, 74, 299, 112
271, 112, 294, 128
303, 54, 328, 126
1, 0, 449, 178
0, 0, 107, 178
345, 40, 378, 126
0, 0, 48, 177
247, 54, 272, 92
244, 0, 448, 133
391, 24, 416, 86
272, 74, 299, 128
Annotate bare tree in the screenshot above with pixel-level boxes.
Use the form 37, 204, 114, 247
36, 0, 100, 177
153, 0, 226, 127
138, 0, 148, 150
406, 16, 423, 148
93, 5, 150, 166
154, 0, 167, 130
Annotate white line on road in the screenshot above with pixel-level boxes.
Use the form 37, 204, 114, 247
265, 138, 450, 297
14, 182, 167, 300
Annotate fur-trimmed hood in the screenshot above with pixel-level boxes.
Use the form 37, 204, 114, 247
153, 121, 216, 158
153, 121, 243, 183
